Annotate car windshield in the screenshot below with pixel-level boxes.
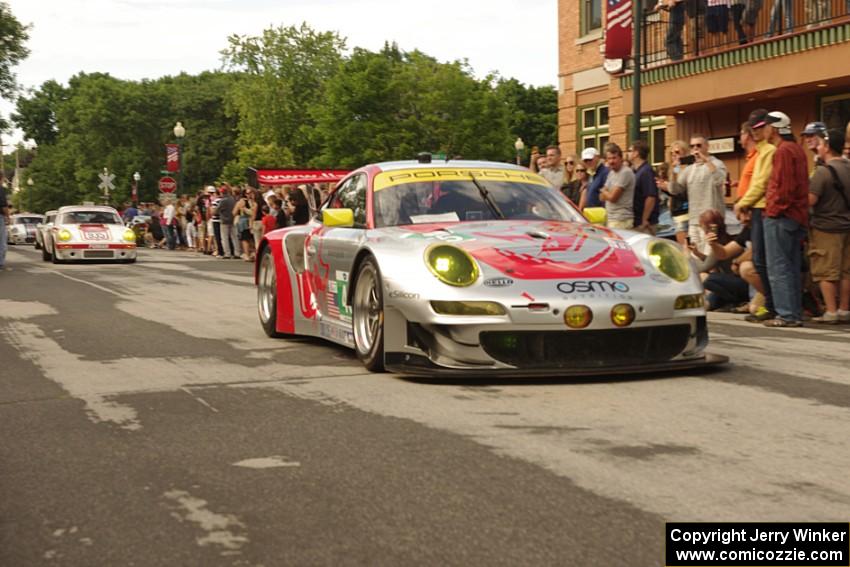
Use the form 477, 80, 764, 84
372, 172, 584, 228
60, 211, 122, 224
15, 216, 43, 225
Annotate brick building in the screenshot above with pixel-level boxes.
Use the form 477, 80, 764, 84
558, 0, 850, 179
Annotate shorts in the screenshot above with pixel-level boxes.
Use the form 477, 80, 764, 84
240, 229, 253, 242
608, 219, 634, 230
807, 228, 850, 282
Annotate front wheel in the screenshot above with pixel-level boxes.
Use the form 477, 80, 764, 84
42, 242, 52, 261
257, 246, 284, 338
352, 257, 385, 371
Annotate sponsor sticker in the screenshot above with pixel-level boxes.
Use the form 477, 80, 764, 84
483, 277, 514, 288
557, 280, 630, 294
389, 290, 420, 300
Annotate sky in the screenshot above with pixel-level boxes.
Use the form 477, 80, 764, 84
3, 0, 559, 146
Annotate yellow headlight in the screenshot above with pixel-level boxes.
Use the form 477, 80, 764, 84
58, 229, 72, 242
430, 301, 506, 316
425, 245, 479, 287
564, 305, 593, 328
648, 239, 690, 282
123, 229, 136, 242
611, 303, 635, 327
675, 293, 705, 310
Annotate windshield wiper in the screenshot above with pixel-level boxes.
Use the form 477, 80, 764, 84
468, 173, 505, 219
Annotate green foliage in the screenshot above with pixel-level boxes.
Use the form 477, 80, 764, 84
0, 2, 30, 101
310, 44, 514, 168
221, 23, 346, 171
494, 78, 559, 158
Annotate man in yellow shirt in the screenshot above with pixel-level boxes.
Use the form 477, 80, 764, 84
734, 109, 778, 322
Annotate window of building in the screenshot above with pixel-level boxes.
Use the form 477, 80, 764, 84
821, 93, 850, 134
627, 116, 667, 165
578, 103, 609, 153
581, 0, 602, 36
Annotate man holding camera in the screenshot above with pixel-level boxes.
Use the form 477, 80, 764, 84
668, 133, 727, 252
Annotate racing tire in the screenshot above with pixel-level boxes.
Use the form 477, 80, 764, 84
42, 243, 52, 261
257, 246, 285, 338
51, 243, 63, 264
34, 240, 41, 250
352, 256, 385, 372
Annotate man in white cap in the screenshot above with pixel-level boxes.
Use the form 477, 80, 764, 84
762, 110, 810, 327
578, 147, 607, 210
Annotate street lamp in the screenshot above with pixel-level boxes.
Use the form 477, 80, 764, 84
27, 177, 34, 212
132, 171, 141, 205
173, 121, 186, 195
514, 137, 525, 166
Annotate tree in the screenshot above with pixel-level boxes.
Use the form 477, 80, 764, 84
494, 78, 558, 159
220, 23, 346, 171
12, 80, 68, 145
0, 2, 29, 100
310, 44, 513, 168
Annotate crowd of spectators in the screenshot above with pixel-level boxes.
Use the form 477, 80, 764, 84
120, 183, 327, 261
654, 0, 850, 62
533, 111, 850, 327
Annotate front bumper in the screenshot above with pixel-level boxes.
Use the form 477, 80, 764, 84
54, 243, 137, 261
382, 301, 724, 376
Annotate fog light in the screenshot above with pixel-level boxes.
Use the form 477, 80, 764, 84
58, 229, 72, 242
675, 294, 705, 310
611, 303, 635, 327
564, 305, 592, 328
430, 301, 506, 316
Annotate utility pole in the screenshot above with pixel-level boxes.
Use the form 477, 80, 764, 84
632, 0, 643, 142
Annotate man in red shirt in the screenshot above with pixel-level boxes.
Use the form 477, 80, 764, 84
762, 111, 810, 327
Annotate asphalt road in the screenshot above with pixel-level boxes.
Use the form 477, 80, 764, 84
1, 245, 849, 566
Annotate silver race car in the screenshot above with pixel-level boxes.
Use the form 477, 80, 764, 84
7, 213, 43, 245
45, 205, 138, 263
255, 159, 727, 376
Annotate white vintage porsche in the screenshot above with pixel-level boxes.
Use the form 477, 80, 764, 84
43, 205, 137, 263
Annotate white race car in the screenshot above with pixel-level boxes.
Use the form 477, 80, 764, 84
44, 205, 138, 263
7, 213, 43, 245
35, 210, 58, 250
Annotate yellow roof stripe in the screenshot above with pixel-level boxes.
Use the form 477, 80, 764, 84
373, 168, 550, 192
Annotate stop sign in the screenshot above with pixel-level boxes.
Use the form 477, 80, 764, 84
159, 176, 177, 193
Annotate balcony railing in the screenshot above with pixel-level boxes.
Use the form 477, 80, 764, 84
640, 0, 850, 68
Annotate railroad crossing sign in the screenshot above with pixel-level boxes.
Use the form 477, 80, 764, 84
98, 168, 116, 193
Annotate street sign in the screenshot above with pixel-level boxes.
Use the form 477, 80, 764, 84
159, 176, 177, 193
98, 171, 116, 192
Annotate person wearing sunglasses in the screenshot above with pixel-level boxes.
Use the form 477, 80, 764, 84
667, 134, 728, 253
561, 163, 589, 206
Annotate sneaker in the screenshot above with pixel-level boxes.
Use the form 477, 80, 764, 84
745, 307, 775, 323
838, 310, 850, 323
763, 318, 803, 328
811, 312, 839, 324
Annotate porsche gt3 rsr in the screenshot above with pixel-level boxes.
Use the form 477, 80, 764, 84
255, 160, 728, 376
7, 214, 43, 245
45, 206, 138, 263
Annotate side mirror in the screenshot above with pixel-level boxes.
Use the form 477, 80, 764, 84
583, 207, 607, 226
323, 208, 355, 228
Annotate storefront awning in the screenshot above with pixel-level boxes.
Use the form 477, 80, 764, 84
248, 168, 350, 187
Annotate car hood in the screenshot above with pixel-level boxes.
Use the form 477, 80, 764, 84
390, 220, 647, 280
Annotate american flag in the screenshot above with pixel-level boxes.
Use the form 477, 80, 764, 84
166, 144, 180, 172
605, 0, 633, 59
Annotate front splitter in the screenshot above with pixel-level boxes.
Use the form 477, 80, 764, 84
385, 352, 729, 378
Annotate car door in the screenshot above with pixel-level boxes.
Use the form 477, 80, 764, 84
309, 174, 368, 328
